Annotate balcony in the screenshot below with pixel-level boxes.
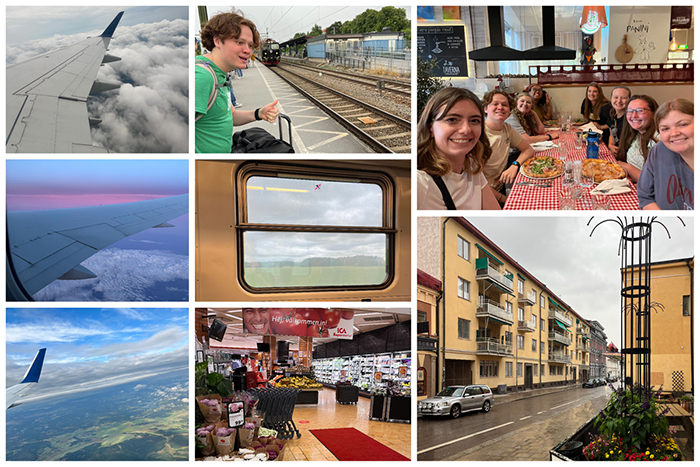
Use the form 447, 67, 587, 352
548, 352, 571, 364
578, 364, 590, 371
475, 258, 514, 293
476, 297, 514, 326
548, 309, 573, 327
476, 337, 513, 356
518, 292, 536, 306
576, 327, 590, 338
518, 320, 536, 333
548, 330, 571, 345
576, 343, 590, 352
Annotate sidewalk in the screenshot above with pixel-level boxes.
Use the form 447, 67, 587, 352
493, 382, 579, 405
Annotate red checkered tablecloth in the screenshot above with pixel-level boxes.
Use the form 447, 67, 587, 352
504, 134, 639, 210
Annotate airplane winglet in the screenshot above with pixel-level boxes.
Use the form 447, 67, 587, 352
100, 12, 124, 38
19, 348, 46, 384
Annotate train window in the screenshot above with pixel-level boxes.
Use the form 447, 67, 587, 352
237, 163, 395, 292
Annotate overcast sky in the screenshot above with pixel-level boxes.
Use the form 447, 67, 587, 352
7, 160, 189, 301
7, 6, 188, 153
466, 216, 694, 346
203, 6, 409, 42
6, 308, 188, 404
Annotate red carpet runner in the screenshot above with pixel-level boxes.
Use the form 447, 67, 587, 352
309, 427, 410, 461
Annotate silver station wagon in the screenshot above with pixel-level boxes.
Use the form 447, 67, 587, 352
418, 385, 495, 418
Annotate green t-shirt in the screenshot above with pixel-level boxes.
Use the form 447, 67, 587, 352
195, 56, 233, 153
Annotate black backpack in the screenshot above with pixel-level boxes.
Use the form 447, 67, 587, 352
232, 114, 294, 153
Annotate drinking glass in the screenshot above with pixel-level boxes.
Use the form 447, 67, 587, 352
580, 166, 594, 188
573, 137, 584, 150
557, 141, 568, 160
558, 188, 576, 210
592, 194, 611, 210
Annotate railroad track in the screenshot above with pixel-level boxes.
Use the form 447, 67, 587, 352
279, 60, 411, 98
270, 65, 411, 154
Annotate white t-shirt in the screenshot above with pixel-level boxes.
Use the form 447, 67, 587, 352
417, 169, 488, 210
484, 122, 523, 190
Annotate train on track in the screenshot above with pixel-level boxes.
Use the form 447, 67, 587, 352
260, 39, 280, 66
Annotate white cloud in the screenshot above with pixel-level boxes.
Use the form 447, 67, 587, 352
33, 248, 188, 301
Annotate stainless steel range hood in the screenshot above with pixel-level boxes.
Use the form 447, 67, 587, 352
470, 6, 577, 61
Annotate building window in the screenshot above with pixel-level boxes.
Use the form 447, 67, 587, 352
458, 318, 470, 339
517, 363, 522, 377
480, 360, 499, 378
683, 295, 691, 316
532, 314, 537, 329
541, 296, 545, 308
418, 311, 427, 322
532, 339, 537, 352
518, 307, 524, 322
458, 277, 470, 300
505, 331, 513, 345
417, 367, 426, 396
541, 341, 545, 354
458, 236, 470, 261
506, 362, 513, 377
557, 366, 563, 375
534, 365, 538, 376
518, 279, 524, 294
506, 301, 513, 314
239, 164, 391, 291
541, 364, 545, 375
517, 335, 524, 349
549, 365, 556, 376
541, 318, 545, 330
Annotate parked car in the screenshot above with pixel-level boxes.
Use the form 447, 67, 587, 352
582, 378, 598, 388
595, 378, 607, 387
418, 385, 495, 419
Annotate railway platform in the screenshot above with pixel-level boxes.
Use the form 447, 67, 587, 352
229, 61, 374, 153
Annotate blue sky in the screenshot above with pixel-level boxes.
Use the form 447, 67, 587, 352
7, 160, 189, 301
6, 308, 189, 403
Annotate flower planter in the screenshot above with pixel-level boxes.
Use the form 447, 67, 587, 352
550, 414, 599, 461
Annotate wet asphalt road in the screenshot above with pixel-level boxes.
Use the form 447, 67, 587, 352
417, 384, 617, 461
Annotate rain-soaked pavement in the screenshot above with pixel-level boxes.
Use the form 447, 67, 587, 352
418, 384, 616, 461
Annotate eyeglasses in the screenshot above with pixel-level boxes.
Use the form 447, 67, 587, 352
626, 108, 650, 115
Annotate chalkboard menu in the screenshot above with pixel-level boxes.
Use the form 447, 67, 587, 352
417, 25, 468, 77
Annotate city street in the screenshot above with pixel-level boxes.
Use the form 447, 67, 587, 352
418, 384, 617, 461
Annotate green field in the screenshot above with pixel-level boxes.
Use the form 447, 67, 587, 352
245, 265, 388, 288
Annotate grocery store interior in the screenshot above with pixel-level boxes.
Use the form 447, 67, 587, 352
195, 307, 411, 461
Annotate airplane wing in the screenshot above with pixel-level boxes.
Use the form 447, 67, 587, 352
7, 348, 47, 409
8, 194, 188, 298
6, 12, 124, 153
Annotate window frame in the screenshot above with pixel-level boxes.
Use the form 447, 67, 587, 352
458, 277, 471, 300
458, 236, 470, 261
235, 162, 396, 293
458, 318, 471, 340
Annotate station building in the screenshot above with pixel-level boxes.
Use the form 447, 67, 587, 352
417, 217, 600, 399
306, 30, 407, 59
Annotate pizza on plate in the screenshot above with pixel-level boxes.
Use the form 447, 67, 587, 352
521, 156, 564, 179
581, 159, 626, 183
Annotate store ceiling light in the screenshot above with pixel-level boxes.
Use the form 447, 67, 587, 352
580, 6, 608, 34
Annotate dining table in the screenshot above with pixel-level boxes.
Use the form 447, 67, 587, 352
503, 132, 640, 210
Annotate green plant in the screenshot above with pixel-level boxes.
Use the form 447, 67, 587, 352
679, 394, 693, 402
195, 361, 233, 397
417, 56, 449, 118
594, 384, 670, 452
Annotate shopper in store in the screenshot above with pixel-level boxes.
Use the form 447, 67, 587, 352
242, 308, 271, 334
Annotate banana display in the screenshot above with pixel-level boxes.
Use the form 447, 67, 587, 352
274, 376, 322, 389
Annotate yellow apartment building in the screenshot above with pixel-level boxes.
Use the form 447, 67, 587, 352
417, 269, 441, 399
417, 217, 597, 396
622, 257, 694, 394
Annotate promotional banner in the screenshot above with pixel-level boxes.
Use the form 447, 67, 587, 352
241, 308, 355, 339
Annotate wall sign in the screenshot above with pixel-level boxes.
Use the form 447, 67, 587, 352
417, 25, 468, 77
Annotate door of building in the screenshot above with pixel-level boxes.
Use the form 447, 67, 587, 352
525, 364, 533, 389
445, 359, 472, 388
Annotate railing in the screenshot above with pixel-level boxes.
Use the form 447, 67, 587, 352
418, 336, 438, 353
518, 320, 536, 332
576, 327, 591, 338
477, 297, 514, 325
476, 337, 513, 356
531, 63, 694, 85
548, 309, 572, 327
549, 331, 571, 345
548, 352, 571, 364
476, 262, 514, 292
517, 292, 536, 305
576, 343, 590, 352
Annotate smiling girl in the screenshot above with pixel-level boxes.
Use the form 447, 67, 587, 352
615, 95, 659, 183
417, 88, 500, 210
196, 13, 279, 153
580, 82, 611, 143
606, 85, 631, 155
506, 93, 559, 144
638, 99, 694, 210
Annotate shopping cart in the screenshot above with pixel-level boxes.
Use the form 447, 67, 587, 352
248, 387, 302, 439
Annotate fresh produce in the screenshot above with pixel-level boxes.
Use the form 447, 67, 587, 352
276, 376, 322, 389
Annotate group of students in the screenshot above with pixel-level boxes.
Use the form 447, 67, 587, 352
418, 83, 694, 211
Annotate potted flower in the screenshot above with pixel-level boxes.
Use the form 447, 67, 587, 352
679, 394, 693, 414
580, 384, 683, 461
